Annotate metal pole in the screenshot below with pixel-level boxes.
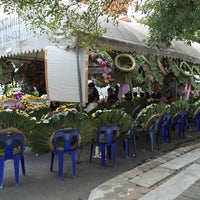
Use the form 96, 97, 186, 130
76, 43, 83, 113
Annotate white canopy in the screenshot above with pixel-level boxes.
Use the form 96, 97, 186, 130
99, 19, 200, 64
0, 13, 200, 64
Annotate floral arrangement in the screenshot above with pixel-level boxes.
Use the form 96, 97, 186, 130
29, 106, 97, 152
0, 60, 14, 85
0, 109, 35, 138
89, 48, 114, 86
21, 94, 49, 111
91, 108, 133, 137
170, 100, 190, 123
134, 102, 167, 136
187, 99, 200, 119
14, 60, 45, 95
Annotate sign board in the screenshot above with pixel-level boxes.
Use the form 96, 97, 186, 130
45, 46, 88, 103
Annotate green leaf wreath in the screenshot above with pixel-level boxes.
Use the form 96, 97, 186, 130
134, 102, 167, 136
29, 110, 97, 153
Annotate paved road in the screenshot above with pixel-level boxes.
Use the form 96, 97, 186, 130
89, 139, 200, 200
0, 125, 200, 200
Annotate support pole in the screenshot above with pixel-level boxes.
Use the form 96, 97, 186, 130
76, 43, 83, 113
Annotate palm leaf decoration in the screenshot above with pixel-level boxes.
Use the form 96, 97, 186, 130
28, 107, 52, 120
115, 97, 147, 115
148, 55, 164, 85
29, 123, 55, 153
0, 110, 35, 136
92, 109, 133, 138
29, 110, 97, 153
188, 99, 200, 119
170, 100, 190, 116
134, 103, 167, 136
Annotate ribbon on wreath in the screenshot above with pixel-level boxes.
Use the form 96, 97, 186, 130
184, 83, 191, 100
97, 58, 110, 75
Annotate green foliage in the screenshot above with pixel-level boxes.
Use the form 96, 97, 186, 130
0, 110, 35, 135
134, 102, 168, 136
0, 0, 130, 48
136, 54, 164, 85
169, 100, 190, 116
140, 0, 200, 46
29, 110, 97, 152
115, 98, 147, 116
29, 123, 55, 153
28, 107, 52, 120
92, 109, 133, 136
188, 99, 200, 119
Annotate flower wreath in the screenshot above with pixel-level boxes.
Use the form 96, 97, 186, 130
89, 49, 114, 85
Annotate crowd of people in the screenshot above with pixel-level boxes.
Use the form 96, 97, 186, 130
84, 82, 181, 113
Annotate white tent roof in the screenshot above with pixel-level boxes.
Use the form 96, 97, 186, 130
0, 13, 200, 64
99, 19, 200, 64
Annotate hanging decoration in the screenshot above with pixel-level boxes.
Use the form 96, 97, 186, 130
14, 60, 45, 95
173, 61, 200, 79
184, 83, 192, 100
114, 54, 136, 72
157, 58, 168, 75
0, 59, 15, 85
88, 49, 114, 86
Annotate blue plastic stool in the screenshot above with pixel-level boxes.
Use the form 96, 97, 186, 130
173, 111, 187, 140
122, 106, 141, 159
193, 108, 200, 132
50, 129, 80, 180
123, 127, 136, 159
0, 132, 26, 189
90, 124, 118, 168
145, 114, 161, 151
132, 105, 142, 120
159, 113, 172, 143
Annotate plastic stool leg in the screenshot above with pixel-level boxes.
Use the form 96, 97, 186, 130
89, 143, 94, 162
21, 156, 26, 175
0, 159, 4, 189
161, 127, 167, 144
100, 144, 106, 168
58, 152, 64, 180
132, 135, 136, 156
71, 150, 76, 178
111, 143, 116, 168
14, 157, 20, 186
50, 151, 55, 171
123, 138, 130, 159
197, 118, 200, 132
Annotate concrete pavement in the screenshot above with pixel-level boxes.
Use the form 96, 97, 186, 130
1, 125, 200, 200
88, 142, 200, 200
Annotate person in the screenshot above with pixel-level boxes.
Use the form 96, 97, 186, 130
156, 92, 169, 103
133, 92, 138, 99
107, 87, 118, 106
114, 84, 120, 96
124, 91, 133, 101
88, 82, 100, 103
84, 82, 100, 112
50, 101, 60, 111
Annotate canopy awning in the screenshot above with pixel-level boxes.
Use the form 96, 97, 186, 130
99, 19, 200, 64
0, 13, 200, 64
